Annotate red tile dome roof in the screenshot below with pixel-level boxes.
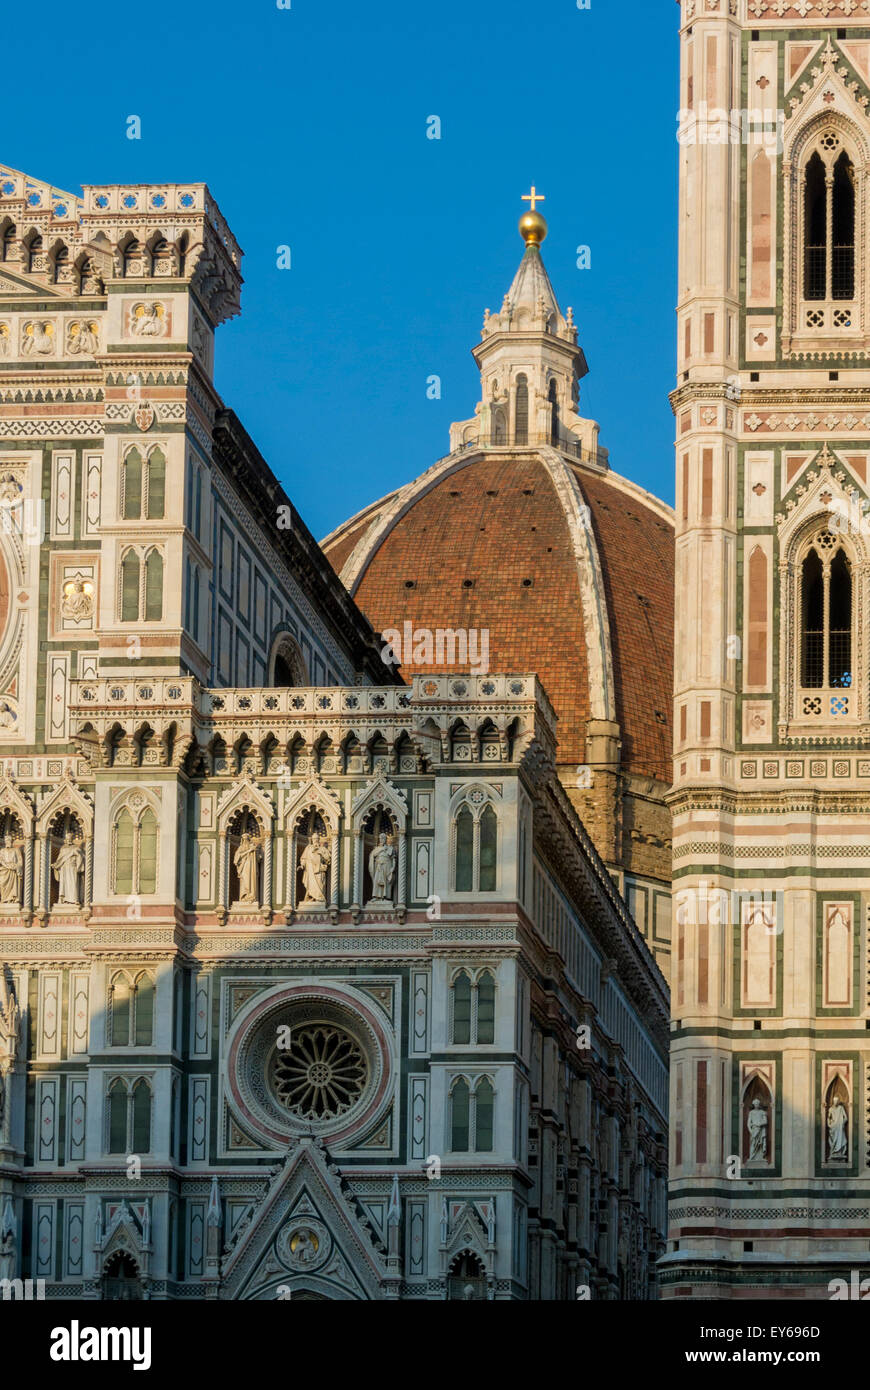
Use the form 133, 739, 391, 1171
322, 448, 674, 781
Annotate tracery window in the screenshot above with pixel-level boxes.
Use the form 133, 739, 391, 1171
804, 147, 854, 302
799, 534, 852, 691
450, 969, 496, 1044
122, 447, 165, 520
788, 121, 864, 341
1, 224, 16, 262
108, 970, 155, 1046
106, 1076, 152, 1154
112, 801, 159, 895
452, 790, 499, 893
449, 1075, 495, 1153
118, 546, 164, 623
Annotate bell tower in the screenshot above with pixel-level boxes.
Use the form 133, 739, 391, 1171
665, 2, 870, 1298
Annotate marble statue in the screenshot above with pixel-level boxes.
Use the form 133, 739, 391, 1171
300, 830, 330, 903
233, 831, 261, 905
0, 835, 22, 905
368, 831, 397, 903
53, 835, 84, 906
827, 1095, 848, 1161
747, 1097, 768, 1161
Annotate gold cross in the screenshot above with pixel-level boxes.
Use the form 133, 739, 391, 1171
522, 185, 545, 212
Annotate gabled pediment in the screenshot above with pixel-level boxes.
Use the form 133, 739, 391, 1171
36, 778, 93, 834
777, 443, 870, 559
215, 776, 274, 833
0, 778, 34, 830
350, 775, 408, 831
786, 36, 870, 130
0, 266, 67, 299
283, 775, 341, 830
220, 1137, 387, 1301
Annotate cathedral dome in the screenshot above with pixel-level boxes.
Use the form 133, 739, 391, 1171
322, 204, 675, 900
323, 449, 674, 782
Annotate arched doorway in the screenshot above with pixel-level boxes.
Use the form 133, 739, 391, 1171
102, 1250, 144, 1301
447, 1250, 487, 1300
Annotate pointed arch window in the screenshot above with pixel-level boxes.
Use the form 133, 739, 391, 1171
108, 1079, 128, 1154
476, 971, 495, 1044
452, 791, 499, 893
132, 1079, 152, 1151
144, 550, 163, 621
455, 806, 474, 892
122, 449, 143, 519
119, 547, 164, 623
109, 971, 155, 1046
514, 374, 529, 446
792, 123, 863, 338
146, 448, 165, 519
451, 972, 472, 1044
800, 536, 852, 690
450, 1078, 470, 1150
112, 802, 159, 895
449, 1075, 495, 1152
474, 1078, 494, 1152
804, 147, 854, 302
122, 447, 165, 521
450, 969, 497, 1045
1, 225, 16, 263
479, 806, 497, 891
106, 1077, 153, 1154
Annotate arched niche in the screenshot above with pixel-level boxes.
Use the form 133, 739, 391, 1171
350, 778, 408, 914
284, 779, 341, 914
741, 1072, 773, 1167
216, 779, 274, 917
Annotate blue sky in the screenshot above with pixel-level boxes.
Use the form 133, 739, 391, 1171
5, 0, 679, 538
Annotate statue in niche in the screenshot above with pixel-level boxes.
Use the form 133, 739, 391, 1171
0, 976, 20, 1062
0, 1200, 15, 1280
827, 1092, 848, 1161
368, 831, 397, 903
53, 831, 84, 906
746, 1097, 768, 1162
0, 835, 22, 905
233, 830, 262, 905
300, 830, 330, 904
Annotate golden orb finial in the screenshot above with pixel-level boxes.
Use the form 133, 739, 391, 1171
519, 186, 547, 247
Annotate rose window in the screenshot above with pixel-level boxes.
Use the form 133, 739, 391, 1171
269, 1024, 367, 1120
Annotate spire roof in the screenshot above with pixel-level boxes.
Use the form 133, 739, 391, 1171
504, 242, 562, 321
